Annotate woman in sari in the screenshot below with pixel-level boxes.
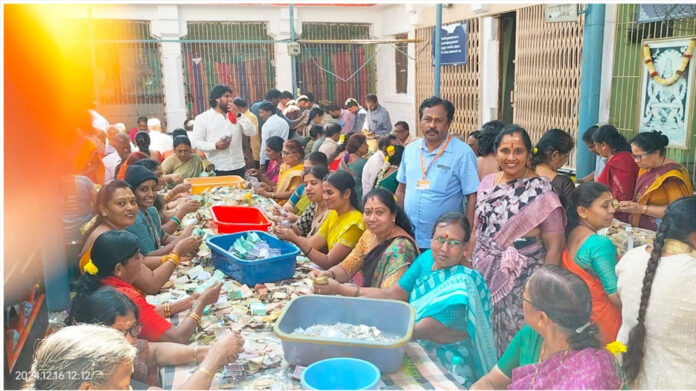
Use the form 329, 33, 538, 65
471, 266, 621, 390
71, 230, 223, 344
68, 288, 244, 390
334, 133, 369, 202
283, 151, 328, 216
472, 125, 566, 354
320, 212, 497, 388
271, 165, 330, 238
616, 131, 694, 231
274, 171, 364, 270
563, 182, 621, 344
78, 179, 199, 295
247, 136, 283, 185
374, 144, 404, 194
617, 196, 696, 389
593, 125, 639, 223
310, 187, 418, 289
161, 135, 213, 179
531, 129, 575, 211
134, 130, 163, 163
255, 139, 304, 205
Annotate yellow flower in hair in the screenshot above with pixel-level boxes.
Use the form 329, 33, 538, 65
339, 134, 345, 144
533, 147, 539, 154
84, 259, 99, 275
605, 341, 627, 357
385, 145, 395, 163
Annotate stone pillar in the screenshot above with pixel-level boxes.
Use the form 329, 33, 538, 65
270, 7, 294, 93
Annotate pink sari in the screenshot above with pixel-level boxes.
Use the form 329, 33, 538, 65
509, 348, 621, 390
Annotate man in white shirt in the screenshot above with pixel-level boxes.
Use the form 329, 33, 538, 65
147, 117, 173, 153
102, 132, 132, 183
191, 85, 256, 177
362, 134, 398, 195
258, 102, 290, 168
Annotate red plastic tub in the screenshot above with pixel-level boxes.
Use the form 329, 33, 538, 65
210, 205, 272, 234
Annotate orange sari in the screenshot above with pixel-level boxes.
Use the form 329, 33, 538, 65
561, 249, 621, 344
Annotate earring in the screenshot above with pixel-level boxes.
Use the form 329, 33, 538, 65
102, 211, 108, 217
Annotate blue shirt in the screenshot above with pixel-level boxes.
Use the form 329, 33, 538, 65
397, 135, 479, 248
126, 206, 164, 255
365, 104, 392, 136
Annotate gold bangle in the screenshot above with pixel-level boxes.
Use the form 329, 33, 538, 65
197, 366, 215, 379
164, 302, 171, 317
642, 205, 648, 215
187, 313, 202, 328
160, 252, 180, 265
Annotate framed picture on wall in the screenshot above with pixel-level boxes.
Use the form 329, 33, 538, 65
637, 36, 696, 149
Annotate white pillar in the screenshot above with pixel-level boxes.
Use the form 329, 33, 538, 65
598, 4, 617, 124
270, 7, 294, 93
480, 16, 500, 124
151, 5, 188, 131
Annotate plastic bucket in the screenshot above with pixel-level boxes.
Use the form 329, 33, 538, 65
301, 357, 381, 390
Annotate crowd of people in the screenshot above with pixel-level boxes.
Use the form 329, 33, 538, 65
43, 87, 696, 390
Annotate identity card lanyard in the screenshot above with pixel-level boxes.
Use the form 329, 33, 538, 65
417, 134, 452, 190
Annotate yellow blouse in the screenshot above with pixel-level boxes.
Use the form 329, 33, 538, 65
317, 209, 364, 251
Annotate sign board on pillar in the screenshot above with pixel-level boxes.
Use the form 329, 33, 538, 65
432, 21, 468, 66
545, 4, 578, 23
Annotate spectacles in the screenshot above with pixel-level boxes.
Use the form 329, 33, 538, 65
281, 151, 297, 156
432, 236, 463, 247
121, 323, 142, 338
631, 152, 650, 161
518, 291, 534, 307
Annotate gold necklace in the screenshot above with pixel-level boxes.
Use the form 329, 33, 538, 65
529, 345, 569, 390
495, 168, 529, 186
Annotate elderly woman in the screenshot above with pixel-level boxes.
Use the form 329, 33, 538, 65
617, 196, 696, 389
531, 129, 575, 210
124, 165, 200, 257
310, 188, 418, 289
319, 212, 497, 387
471, 266, 621, 390
74, 230, 222, 343
69, 288, 244, 389
616, 131, 694, 230
29, 325, 136, 390
79, 179, 199, 295
274, 171, 364, 270
562, 182, 621, 344
593, 124, 639, 223
255, 139, 305, 205
472, 125, 566, 354
161, 135, 213, 179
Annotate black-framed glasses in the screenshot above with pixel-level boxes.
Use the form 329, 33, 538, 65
281, 150, 297, 156
518, 291, 534, 307
432, 236, 463, 247
631, 152, 650, 161
122, 323, 142, 338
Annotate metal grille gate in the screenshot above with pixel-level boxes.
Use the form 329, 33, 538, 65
296, 23, 376, 106
414, 17, 481, 137
609, 4, 696, 186
181, 22, 275, 118
91, 19, 165, 129
513, 5, 585, 167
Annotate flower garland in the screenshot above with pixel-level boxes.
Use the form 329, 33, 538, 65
642, 37, 696, 86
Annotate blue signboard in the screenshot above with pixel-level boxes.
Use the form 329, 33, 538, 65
432, 21, 468, 66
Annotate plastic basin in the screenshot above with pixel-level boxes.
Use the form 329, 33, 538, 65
206, 231, 299, 286
301, 357, 381, 390
274, 295, 415, 373
210, 205, 271, 234
184, 175, 244, 194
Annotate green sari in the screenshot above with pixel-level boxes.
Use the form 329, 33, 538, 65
161, 154, 206, 179
407, 251, 498, 388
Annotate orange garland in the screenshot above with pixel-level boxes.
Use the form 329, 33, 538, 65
642, 37, 696, 86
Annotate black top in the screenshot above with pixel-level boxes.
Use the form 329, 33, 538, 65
551, 173, 575, 211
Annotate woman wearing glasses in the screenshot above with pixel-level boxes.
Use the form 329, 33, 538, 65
69, 230, 222, 344
616, 131, 693, 230
67, 289, 244, 389
314, 212, 498, 388
254, 139, 304, 205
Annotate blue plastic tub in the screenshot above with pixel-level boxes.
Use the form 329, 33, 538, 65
301, 357, 380, 390
274, 295, 415, 373
206, 231, 300, 286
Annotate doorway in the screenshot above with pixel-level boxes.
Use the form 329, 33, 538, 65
499, 12, 516, 124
